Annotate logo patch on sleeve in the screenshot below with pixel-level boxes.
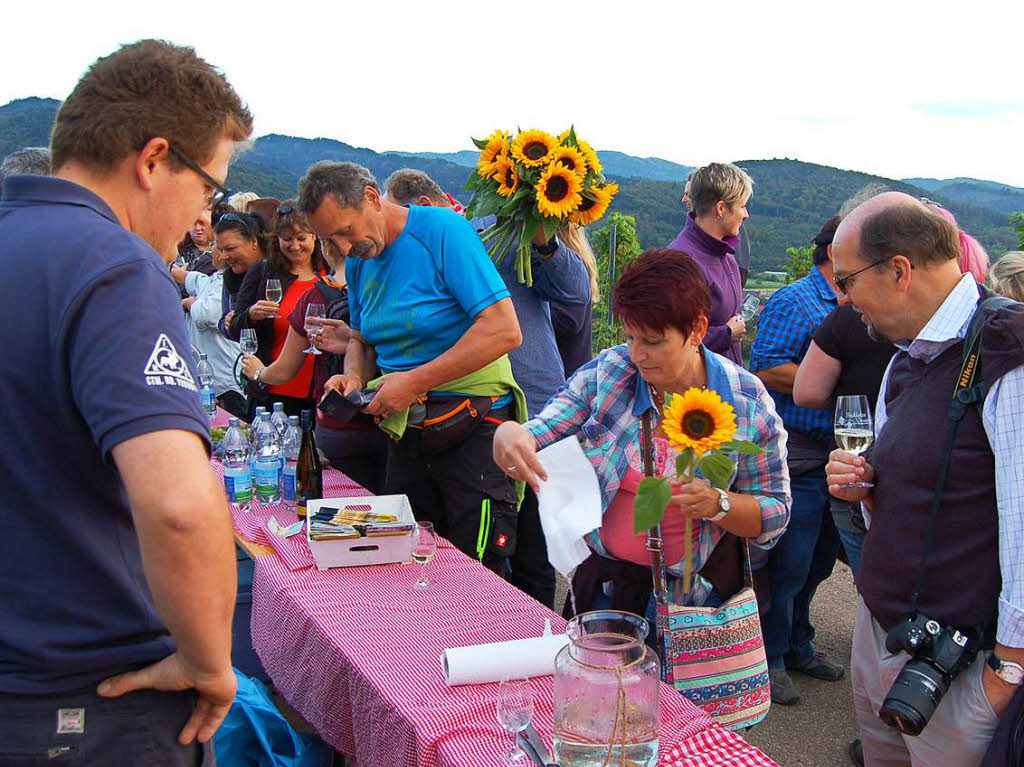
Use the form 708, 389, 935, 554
496, 533, 508, 548
144, 333, 197, 390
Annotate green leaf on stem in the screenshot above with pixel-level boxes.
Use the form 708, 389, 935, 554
675, 447, 696, 479
540, 214, 560, 243
633, 477, 671, 534
697, 453, 734, 489
471, 136, 488, 150
716, 440, 764, 455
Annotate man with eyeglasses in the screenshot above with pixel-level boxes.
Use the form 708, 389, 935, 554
0, 40, 251, 764
826, 193, 1024, 766
749, 217, 845, 706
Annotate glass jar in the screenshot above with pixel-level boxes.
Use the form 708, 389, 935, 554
553, 610, 660, 766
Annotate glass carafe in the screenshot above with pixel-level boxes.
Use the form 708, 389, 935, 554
553, 610, 660, 766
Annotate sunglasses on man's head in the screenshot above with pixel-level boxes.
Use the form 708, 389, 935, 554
276, 205, 295, 216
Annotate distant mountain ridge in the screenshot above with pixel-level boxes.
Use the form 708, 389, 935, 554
2, 97, 1019, 269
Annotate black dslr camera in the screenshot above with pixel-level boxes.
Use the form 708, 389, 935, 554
878, 614, 980, 736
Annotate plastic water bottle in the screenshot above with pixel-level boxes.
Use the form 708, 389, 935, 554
196, 353, 216, 419
271, 402, 288, 438
254, 414, 282, 504
249, 408, 267, 474
222, 417, 253, 512
281, 415, 301, 506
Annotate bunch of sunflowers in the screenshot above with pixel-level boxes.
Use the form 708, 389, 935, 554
464, 127, 619, 285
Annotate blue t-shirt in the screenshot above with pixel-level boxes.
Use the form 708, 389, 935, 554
346, 205, 510, 373
0, 176, 210, 693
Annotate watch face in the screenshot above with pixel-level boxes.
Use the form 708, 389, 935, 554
1002, 664, 1024, 685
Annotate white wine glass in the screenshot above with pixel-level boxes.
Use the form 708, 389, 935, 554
240, 328, 258, 356
412, 521, 437, 590
266, 279, 283, 317
835, 395, 874, 488
741, 292, 761, 322
303, 303, 326, 356
496, 677, 534, 764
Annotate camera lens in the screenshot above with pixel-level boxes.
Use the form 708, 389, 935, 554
878, 663, 950, 736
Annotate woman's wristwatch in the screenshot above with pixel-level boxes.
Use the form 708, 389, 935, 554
253, 367, 263, 384
709, 488, 731, 522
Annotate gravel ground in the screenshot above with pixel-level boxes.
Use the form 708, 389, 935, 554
742, 563, 860, 767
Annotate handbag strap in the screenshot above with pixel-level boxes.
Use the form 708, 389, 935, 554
641, 410, 669, 604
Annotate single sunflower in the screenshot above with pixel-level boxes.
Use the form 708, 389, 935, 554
578, 139, 603, 174
661, 387, 737, 455
477, 130, 510, 178
550, 146, 587, 177
536, 162, 583, 218
511, 129, 557, 168
494, 157, 519, 197
571, 181, 618, 225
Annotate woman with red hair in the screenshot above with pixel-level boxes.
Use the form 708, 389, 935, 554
493, 248, 790, 616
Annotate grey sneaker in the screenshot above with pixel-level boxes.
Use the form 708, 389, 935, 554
769, 668, 801, 705
788, 650, 846, 681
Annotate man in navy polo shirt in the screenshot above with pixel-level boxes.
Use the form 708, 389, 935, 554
0, 41, 252, 764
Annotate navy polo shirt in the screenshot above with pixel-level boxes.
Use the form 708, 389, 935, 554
0, 176, 210, 693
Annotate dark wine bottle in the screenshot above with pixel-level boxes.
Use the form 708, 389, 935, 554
295, 409, 322, 520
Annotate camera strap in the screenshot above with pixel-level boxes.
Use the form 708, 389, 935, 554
908, 295, 1013, 614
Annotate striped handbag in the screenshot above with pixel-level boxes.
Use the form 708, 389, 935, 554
641, 412, 771, 731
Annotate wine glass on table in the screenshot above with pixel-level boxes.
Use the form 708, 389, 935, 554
303, 303, 326, 355
741, 292, 760, 322
240, 328, 258, 356
412, 521, 437, 590
496, 677, 534, 764
834, 395, 874, 488
265, 279, 283, 317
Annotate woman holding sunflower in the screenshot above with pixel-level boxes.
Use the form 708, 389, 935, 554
493, 248, 790, 614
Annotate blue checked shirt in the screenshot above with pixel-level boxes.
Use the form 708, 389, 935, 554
750, 266, 838, 443
525, 344, 791, 604
873, 275, 1024, 648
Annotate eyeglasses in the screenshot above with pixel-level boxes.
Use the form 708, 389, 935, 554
168, 144, 231, 209
834, 256, 892, 295
276, 205, 295, 216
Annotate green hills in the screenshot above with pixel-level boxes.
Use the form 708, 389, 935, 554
2, 97, 1018, 271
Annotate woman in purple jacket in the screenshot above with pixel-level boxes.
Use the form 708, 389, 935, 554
667, 162, 753, 365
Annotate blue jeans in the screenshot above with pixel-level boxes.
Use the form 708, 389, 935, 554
830, 497, 865, 582
760, 472, 839, 669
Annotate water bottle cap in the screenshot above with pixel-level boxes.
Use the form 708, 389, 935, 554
199, 353, 208, 360
274, 402, 284, 411
288, 415, 299, 423
228, 417, 239, 426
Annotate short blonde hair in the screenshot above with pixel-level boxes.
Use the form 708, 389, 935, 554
991, 251, 1024, 302
689, 162, 753, 217
227, 191, 259, 212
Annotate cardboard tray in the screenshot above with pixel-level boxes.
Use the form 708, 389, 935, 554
305, 495, 414, 569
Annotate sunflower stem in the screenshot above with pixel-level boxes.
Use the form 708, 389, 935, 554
682, 461, 696, 595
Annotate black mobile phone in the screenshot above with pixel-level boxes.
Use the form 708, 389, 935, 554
318, 388, 375, 422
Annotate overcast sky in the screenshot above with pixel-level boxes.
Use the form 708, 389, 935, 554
5, 0, 1023, 186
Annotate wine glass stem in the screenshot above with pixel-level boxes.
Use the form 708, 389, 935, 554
419, 561, 428, 586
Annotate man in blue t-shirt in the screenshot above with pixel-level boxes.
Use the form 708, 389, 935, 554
300, 162, 524, 575
0, 41, 252, 764
383, 169, 591, 608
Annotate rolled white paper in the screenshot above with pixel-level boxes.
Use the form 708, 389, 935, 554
441, 633, 570, 686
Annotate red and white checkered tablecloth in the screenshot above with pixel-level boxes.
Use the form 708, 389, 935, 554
237, 528, 777, 766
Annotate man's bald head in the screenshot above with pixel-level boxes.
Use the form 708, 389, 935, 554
833, 192, 920, 251
833, 192, 960, 269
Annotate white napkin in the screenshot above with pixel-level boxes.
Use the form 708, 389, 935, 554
535, 437, 603, 577
441, 633, 570, 686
